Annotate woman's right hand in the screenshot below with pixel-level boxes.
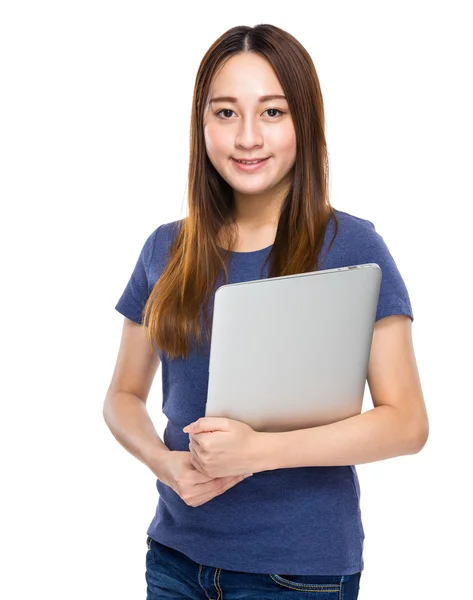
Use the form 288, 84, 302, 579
154, 451, 253, 507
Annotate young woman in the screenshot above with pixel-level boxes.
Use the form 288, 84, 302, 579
104, 23, 428, 600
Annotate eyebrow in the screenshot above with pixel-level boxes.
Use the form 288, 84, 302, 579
209, 94, 287, 104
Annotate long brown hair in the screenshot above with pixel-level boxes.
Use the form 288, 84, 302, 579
143, 23, 339, 359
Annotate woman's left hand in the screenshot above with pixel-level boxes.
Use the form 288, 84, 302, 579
183, 417, 259, 478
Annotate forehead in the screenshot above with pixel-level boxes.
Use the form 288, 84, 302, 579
209, 53, 284, 100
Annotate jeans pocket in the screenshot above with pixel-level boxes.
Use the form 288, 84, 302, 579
146, 535, 152, 551
270, 573, 343, 593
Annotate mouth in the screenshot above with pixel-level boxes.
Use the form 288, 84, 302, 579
231, 157, 270, 171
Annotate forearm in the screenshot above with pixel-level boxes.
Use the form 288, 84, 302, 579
255, 405, 424, 472
103, 391, 170, 477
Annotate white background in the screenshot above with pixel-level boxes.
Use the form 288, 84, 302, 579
1, 1, 471, 599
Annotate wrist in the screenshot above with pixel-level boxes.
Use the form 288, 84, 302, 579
142, 443, 171, 479
251, 431, 281, 473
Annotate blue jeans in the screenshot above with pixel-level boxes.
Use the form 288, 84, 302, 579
146, 536, 361, 599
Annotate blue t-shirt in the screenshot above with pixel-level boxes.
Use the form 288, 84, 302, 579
115, 208, 413, 575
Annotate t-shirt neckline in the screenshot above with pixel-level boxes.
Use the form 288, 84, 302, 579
218, 243, 273, 256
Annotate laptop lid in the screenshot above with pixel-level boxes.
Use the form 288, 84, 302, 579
205, 263, 381, 433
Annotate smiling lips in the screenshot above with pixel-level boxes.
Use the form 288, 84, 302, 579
234, 157, 268, 162
232, 157, 270, 171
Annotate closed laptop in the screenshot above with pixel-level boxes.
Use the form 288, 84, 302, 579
205, 263, 381, 433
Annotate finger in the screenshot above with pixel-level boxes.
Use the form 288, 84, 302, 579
193, 476, 247, 507
183, 417, 230, 434
189, 434, 202, 447
189, 453, 206, 475
188, 441, 203, 465
188, 439, 200, 454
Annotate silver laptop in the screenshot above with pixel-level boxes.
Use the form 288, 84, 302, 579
205, 263, 381, 433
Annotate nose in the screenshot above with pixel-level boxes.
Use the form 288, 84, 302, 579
235, 116, 264, 149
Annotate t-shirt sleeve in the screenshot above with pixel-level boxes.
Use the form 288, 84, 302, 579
114, 227, 160, 324
356, 220, 414, 323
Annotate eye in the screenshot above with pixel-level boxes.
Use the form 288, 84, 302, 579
215, 109, 236, 119
264, 108, 284, 118
214, 108, 285, 119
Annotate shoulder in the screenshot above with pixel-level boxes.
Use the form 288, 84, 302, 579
157, 218, 185, 246
325, 208, 414, 321
144, 218, 185, 258
330, 208, 378, 242
144, 219, 186, 284
329, 206, 400, 268
323, 208, 382, 265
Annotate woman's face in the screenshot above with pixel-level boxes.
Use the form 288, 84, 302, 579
203, 53, 297, 199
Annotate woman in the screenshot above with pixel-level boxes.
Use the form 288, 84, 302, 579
104, 23, 429, 599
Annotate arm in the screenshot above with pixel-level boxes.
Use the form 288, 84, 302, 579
103, 318, 170, 477
253, 315, 429, 472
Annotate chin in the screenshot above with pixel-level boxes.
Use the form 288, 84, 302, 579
230, 180, 272, 194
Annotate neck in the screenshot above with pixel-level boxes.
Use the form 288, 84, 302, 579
232, 172, 292, 229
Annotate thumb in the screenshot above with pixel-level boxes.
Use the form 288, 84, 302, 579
183, 417, 229, 434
